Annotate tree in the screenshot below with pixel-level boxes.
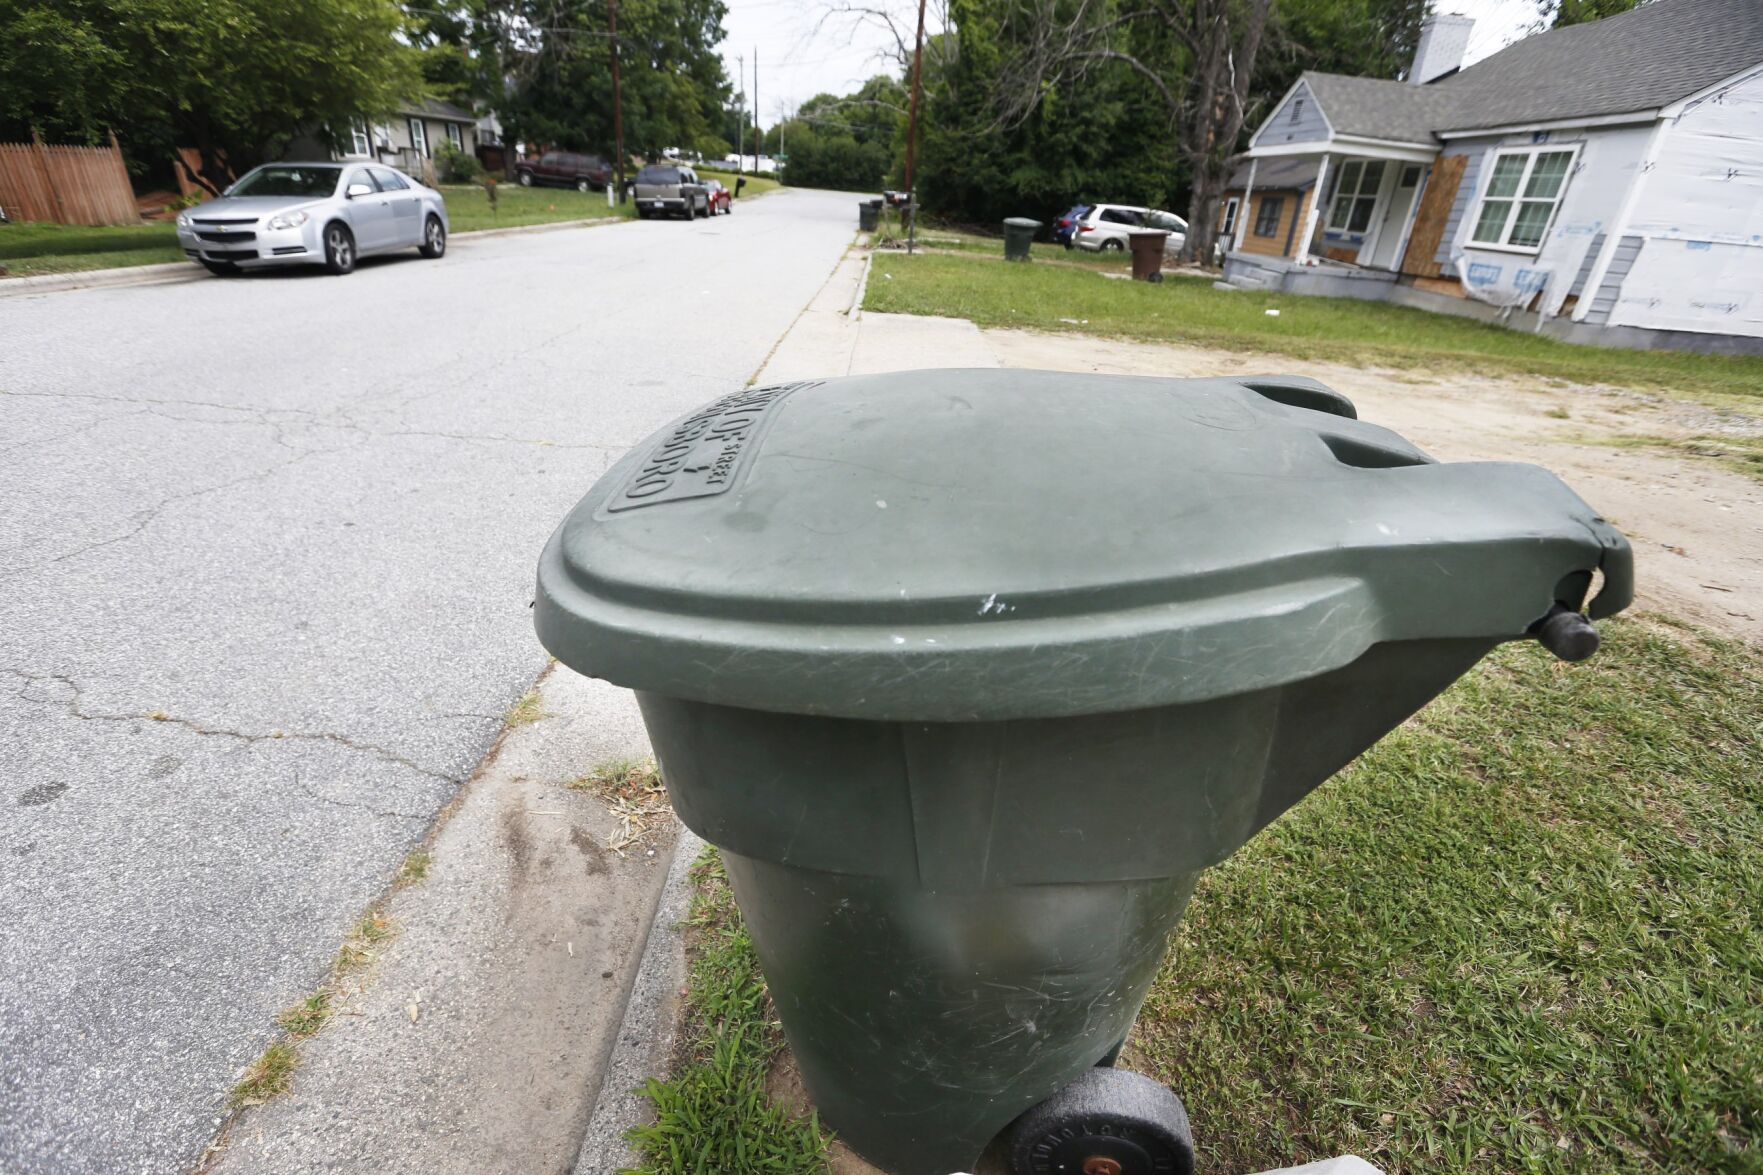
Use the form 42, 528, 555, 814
1546, 0, 1644, 26
497, 0, 729, 164
982, 0, 1274, 265
0, 0, 422, 192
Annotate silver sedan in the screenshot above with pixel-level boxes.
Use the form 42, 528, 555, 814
175, 162, 450, 277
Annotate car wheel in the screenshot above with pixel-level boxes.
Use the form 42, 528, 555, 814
323, 223, 356, 275
1102, 237, 1125, 252
200, 259, 239, 277
517, 171, 533, 187
419, 215, 446, 259
576, 178, 590, 193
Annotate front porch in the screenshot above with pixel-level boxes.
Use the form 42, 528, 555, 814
1226, 141, 1438, 277
1218, 252, 1402, 299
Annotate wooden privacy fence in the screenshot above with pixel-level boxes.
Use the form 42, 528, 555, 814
0, 133, 138, 226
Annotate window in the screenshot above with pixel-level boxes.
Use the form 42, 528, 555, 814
370, 167, 409, 191
344, 167, 375, 193
349, 119, 370, 157
1326, 160, 1386, 234
1470, 148, 1575, 251
1145, 210, 1186, 232
1220, 197, 1240, 237
232, 166, 343, 198
1099, 207, 1144, 226
446, 122, 463, 150
408, 118, 429, 158
1253, 196, 1284, 237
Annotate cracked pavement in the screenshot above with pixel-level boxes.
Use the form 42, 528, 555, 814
0, 188, 858, 1173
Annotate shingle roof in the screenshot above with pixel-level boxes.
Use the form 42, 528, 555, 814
1298, 0, 1763, 143
1226, 156, 1319, 189
1430, 0, 1763, 130
1302, 73, 1464, 143
402, 97, 476, 123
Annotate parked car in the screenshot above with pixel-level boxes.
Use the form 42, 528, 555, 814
1053, 203, 1093, 248
1073, 204, 1189, 255
515, 151, 612, 192
175, 162, 448, 277
703, 178, 733, 215
633, 164, 708, 220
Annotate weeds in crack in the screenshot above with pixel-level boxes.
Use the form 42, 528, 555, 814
229, 1042, 297, 1109
503, 687, 547, 728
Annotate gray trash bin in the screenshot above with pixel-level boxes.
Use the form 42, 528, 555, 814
1003, 216, 1041, 261
859, 199, 881, 232
535, 370, 1632, 1175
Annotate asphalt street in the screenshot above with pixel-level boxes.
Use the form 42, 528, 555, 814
0, 187, 857, 1173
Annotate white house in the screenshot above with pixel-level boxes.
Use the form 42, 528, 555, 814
1222, 0, 1763, 353
288, 99, 480, 182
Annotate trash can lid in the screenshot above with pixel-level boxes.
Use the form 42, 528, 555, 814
1003, 217, 1042, 228
535, 371, 1631, 722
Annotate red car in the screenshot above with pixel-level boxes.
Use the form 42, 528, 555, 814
703, 178, 733, 215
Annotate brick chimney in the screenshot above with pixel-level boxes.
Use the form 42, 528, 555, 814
1410, 14, 1475, 85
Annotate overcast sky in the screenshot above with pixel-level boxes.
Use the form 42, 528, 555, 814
715, 0, 1538, 123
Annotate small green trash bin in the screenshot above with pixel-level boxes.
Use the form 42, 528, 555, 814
1003, 216, 1041, 261
859, 199, 881, 232
535, 370, 1631, 1175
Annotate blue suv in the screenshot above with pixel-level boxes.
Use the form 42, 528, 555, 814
1052, 204, 1092, 248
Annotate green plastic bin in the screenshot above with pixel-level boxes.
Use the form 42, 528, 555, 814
535, 370, 1631, 1175
1003, 217, 1042, 261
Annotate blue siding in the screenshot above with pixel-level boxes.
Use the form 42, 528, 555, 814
1583, 235, 1644, 326
1434, 144, 1484, 266
1568, 232, 1605, 298
1254, 82, 1329, 148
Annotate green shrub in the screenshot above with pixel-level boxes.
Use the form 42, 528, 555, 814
435, 143, 482, 184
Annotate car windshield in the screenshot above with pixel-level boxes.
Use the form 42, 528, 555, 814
231, 167, 340, 198
637, 166, 681, 184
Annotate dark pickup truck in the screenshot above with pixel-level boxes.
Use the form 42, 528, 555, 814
514, 151, 612, 192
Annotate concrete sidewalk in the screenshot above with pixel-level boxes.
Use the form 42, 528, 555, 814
755, 249, 1001, 383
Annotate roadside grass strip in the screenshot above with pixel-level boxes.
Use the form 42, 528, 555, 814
862, 251, 1763, 408
1134, 617, 1762, 1174
626, 849, 832, 1174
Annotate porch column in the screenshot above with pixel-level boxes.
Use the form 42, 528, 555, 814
1295, 153, 1331, 266
1233, 158, 1257, 252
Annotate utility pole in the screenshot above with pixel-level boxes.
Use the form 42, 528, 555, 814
737, 53, 745, 174
903, 0, 928, 254
753, 48, 761, 170
609, 0, 625, 203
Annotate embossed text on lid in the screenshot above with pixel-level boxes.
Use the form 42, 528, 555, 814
605, 381, 816, 512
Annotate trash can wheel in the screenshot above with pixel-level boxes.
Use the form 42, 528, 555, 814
1004, 1067, 1195, 1175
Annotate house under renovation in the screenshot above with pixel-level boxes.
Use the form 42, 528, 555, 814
1221, 0, 1763, 353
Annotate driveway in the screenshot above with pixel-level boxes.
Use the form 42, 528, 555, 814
0, 187, 857, 1173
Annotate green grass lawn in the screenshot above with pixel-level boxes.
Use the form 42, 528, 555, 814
1135, 618, 1762, 1173
0, 221, 182, 276
438, 182, 634, 232
863, 251, 1763, 406
912, 226, 1132, 269
644, 618, 1760, 1174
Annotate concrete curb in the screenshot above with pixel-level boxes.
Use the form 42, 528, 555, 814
572, 826, 705, 1173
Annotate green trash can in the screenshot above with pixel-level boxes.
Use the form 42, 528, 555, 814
535, 370, 1631, 1175
1003, 216, 1041, 261
859, 199, 882, 232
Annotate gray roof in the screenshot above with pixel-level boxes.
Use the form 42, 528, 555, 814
401, 98, 476, 124
1427, 0, 1763, 130
1302, 73, 1464, 143
1226, 156, 1319, 190
1296, 0, 1763, 142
